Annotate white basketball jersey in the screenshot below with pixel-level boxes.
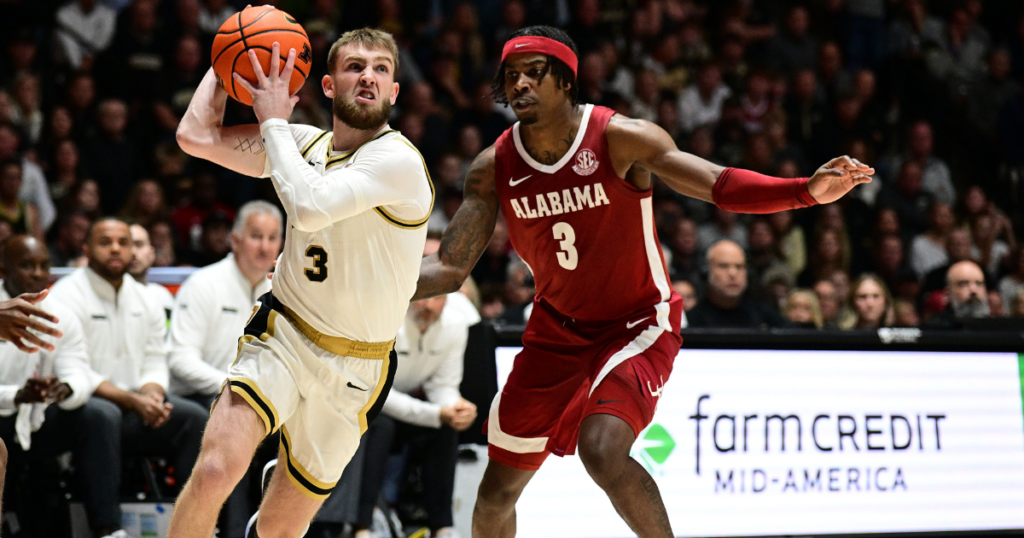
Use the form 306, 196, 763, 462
269, 124, 433, 343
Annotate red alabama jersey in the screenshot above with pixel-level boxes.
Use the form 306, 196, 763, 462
494, 104, 673, 322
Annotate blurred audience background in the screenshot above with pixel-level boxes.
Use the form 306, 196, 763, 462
3, 0, 1024, 331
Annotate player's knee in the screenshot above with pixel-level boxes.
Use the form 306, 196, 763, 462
476, 475, 520, 511
578, 427, 628, 486
578, 437, 613, 475
192, 449, 246, 495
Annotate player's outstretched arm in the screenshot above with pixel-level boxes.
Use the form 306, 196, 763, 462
606, 116, 875, 212
0, 289, 62, 353
176, 68, 268, 177
414, 146, 499, 301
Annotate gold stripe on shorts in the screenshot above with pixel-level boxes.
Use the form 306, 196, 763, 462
231, 306, 277, 367
358, 351, 391, 434
232, 334, 257, 367
228, 377, 280, 436
263, 310, 278, 342
280, 425, 337, 500
281, 305, 394, 359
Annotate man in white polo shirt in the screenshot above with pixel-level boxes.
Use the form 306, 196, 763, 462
169, 200, 283, 408
349, 232, 479, 538
48, 218, 208, 501
0, 235, 124, 538
0, 261, 64, 524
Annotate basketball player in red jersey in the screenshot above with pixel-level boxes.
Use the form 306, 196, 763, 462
416, 27, 873, 538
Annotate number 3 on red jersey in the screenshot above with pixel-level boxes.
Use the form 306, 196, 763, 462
552, 222, 578, 270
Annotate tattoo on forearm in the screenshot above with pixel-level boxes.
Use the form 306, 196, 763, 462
640, 471, 674, 536
440, 200, 491, 269
234, 137, 265, 155
414, 164, 496, 300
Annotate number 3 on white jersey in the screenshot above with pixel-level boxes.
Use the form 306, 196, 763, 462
552, 222, 578, 270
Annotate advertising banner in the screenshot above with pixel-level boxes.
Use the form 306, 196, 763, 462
494, 348, 1024, 537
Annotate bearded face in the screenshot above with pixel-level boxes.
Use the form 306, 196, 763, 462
333, 92, 392, 131
950, 293, 990, 319
326, 43, 398, 131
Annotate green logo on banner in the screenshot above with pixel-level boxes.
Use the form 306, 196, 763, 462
632, 423, 676, 472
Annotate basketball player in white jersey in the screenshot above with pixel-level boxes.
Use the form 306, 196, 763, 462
167, 29, 433, 537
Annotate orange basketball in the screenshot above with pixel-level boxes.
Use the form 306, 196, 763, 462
211, 6, 312, 106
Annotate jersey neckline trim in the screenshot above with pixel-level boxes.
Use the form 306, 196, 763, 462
512, 103, 594, 174
325, 129, 397, 171
322, 124, 395, 163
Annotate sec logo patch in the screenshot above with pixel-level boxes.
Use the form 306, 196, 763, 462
572, 149, 599, 176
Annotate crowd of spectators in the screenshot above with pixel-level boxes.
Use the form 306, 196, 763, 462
3, 0, 1024, 331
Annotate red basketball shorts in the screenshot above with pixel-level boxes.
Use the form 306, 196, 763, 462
487, 293, 684, 471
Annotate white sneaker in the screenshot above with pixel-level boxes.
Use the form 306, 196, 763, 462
262, 458, 277, 495
371, 507, 391, 537
385, 507, 404, 537
245, 511, 259, 538
101, 531, 130, 538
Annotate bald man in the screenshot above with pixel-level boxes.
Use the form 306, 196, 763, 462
0, 236, 63, 526
0, 236, 126, 537
920, 229, 980, 297
686, 240, 788, 329
927, 260, 991, 328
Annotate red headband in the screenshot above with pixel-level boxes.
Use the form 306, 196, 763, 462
501, 36, 578, 76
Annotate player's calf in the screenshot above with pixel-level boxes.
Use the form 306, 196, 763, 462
578, 414, 674, 538
472, 461, 535, 538
251, 451, 322, 538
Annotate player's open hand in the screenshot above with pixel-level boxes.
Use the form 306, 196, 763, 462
0, 289, 62, 353
807, 155, 875, 205
233, 42, 300, 124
